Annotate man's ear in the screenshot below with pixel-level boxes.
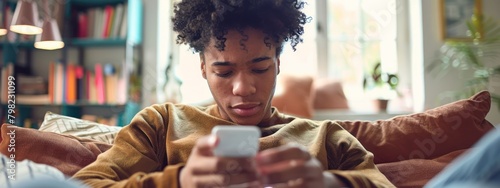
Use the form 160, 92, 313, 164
200, 54, 207, 79
276, 58, 281, 75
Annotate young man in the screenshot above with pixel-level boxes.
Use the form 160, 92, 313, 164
73, 0, 394, 187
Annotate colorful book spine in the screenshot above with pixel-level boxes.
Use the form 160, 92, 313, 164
66, 64, 77, 104
77, 12, 88, 38
75, 65, 85, 103
48, 62, 55, 103
94, 63, 106, 104
102, 5, 114, 38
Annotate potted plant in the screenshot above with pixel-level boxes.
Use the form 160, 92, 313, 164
427, 13, 500, 110
363, 61, 400, 112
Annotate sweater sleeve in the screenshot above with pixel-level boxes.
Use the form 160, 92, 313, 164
323, 123, 395, 188
72, 104, 181, 188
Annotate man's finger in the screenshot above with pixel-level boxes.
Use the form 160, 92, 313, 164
194, 135, 219, 156
192, 157, 258, 175
191, 173, 260, 187
255, 143, 310, 165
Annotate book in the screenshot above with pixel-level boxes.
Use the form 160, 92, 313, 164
48, 62, 55, 103
77, 12, 88, 38
111, 4, 124, 38
94, 7, 103, 39
54, 62, 64, 104
75, 65, 85, 102
1, 64, 14, 103
119, 3, 128, 39
85, 70, 94, 103
87, 8, 95, 39
1, 67, 6, 104
17, 75, 46, 95
103, 5, 114, 38
104, 64, 118, 104
94, 64, 106, 104
0, 67, 7, 104
66, 64, 77, 104
116, 60, 128, 104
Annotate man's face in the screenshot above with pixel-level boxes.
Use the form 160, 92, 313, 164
201, 28, 280, 126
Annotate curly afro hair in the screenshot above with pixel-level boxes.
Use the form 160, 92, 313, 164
172, 0, 310, 56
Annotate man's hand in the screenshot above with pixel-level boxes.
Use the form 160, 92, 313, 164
179, 135, 260, 187
255, 143, 346, 188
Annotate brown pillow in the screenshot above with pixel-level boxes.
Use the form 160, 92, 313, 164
0, 123, 112, 176
337, 90, 494, 164
377, 149, 467, 188
312, 79, 349, 109
272, 74, 315, 118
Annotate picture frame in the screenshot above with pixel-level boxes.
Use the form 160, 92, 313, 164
440, 0, 482, 40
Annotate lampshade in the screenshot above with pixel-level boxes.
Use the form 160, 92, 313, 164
10, 0, 42, 35
34, 19, 64, 50
0, 28, 6, 36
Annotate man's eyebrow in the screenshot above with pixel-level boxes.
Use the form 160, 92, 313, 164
252, 56, 271, 63
212, 56, 271, 66
212, 61, 232, 66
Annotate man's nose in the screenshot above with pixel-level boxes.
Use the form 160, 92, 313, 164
232, 73, 256, 97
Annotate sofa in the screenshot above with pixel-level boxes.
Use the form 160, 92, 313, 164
0, 90, 495, 187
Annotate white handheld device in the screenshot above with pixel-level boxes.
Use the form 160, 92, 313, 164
211, 125, 261, 157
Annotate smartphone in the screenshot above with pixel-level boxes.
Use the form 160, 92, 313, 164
211, 125, 261, 157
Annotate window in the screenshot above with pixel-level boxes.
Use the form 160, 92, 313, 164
315, 0, 409, 112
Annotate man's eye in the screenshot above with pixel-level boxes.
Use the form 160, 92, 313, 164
216, 72, 232, 77
253, 68, 269, 74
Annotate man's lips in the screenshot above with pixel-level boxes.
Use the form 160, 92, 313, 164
231, 103, 261, 117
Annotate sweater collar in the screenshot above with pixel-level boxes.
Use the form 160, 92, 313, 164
205, 104, 283, 127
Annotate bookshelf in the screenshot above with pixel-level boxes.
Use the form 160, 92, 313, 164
70, 38, 127, 47
0, 0, 143, 128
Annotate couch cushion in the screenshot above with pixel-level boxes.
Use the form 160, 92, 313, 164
377, 149, 467, 188
0, 124, 112, 176
337, 90, 494, 164
272, 74, 315, 118
313, 79, 349, 109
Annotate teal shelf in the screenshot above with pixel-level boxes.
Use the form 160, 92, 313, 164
68, 38, 127, 47
6, 0, 17, 6
0, 41, 35, 49
70, 0, 126, 7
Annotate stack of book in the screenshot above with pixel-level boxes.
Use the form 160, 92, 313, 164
75, 3, 128, 39
16, 75, 50, 105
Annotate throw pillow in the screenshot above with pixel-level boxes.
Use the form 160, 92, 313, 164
312, 79, 349, 109
272, 74, 315, 118
337, 90, 494, 164
39, 111, 122, 144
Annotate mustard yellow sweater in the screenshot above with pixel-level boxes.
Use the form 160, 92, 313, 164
72, 103, 394, 187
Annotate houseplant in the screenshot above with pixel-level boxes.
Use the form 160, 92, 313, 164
427, 13, 500, 110
363, 61, 400, 111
